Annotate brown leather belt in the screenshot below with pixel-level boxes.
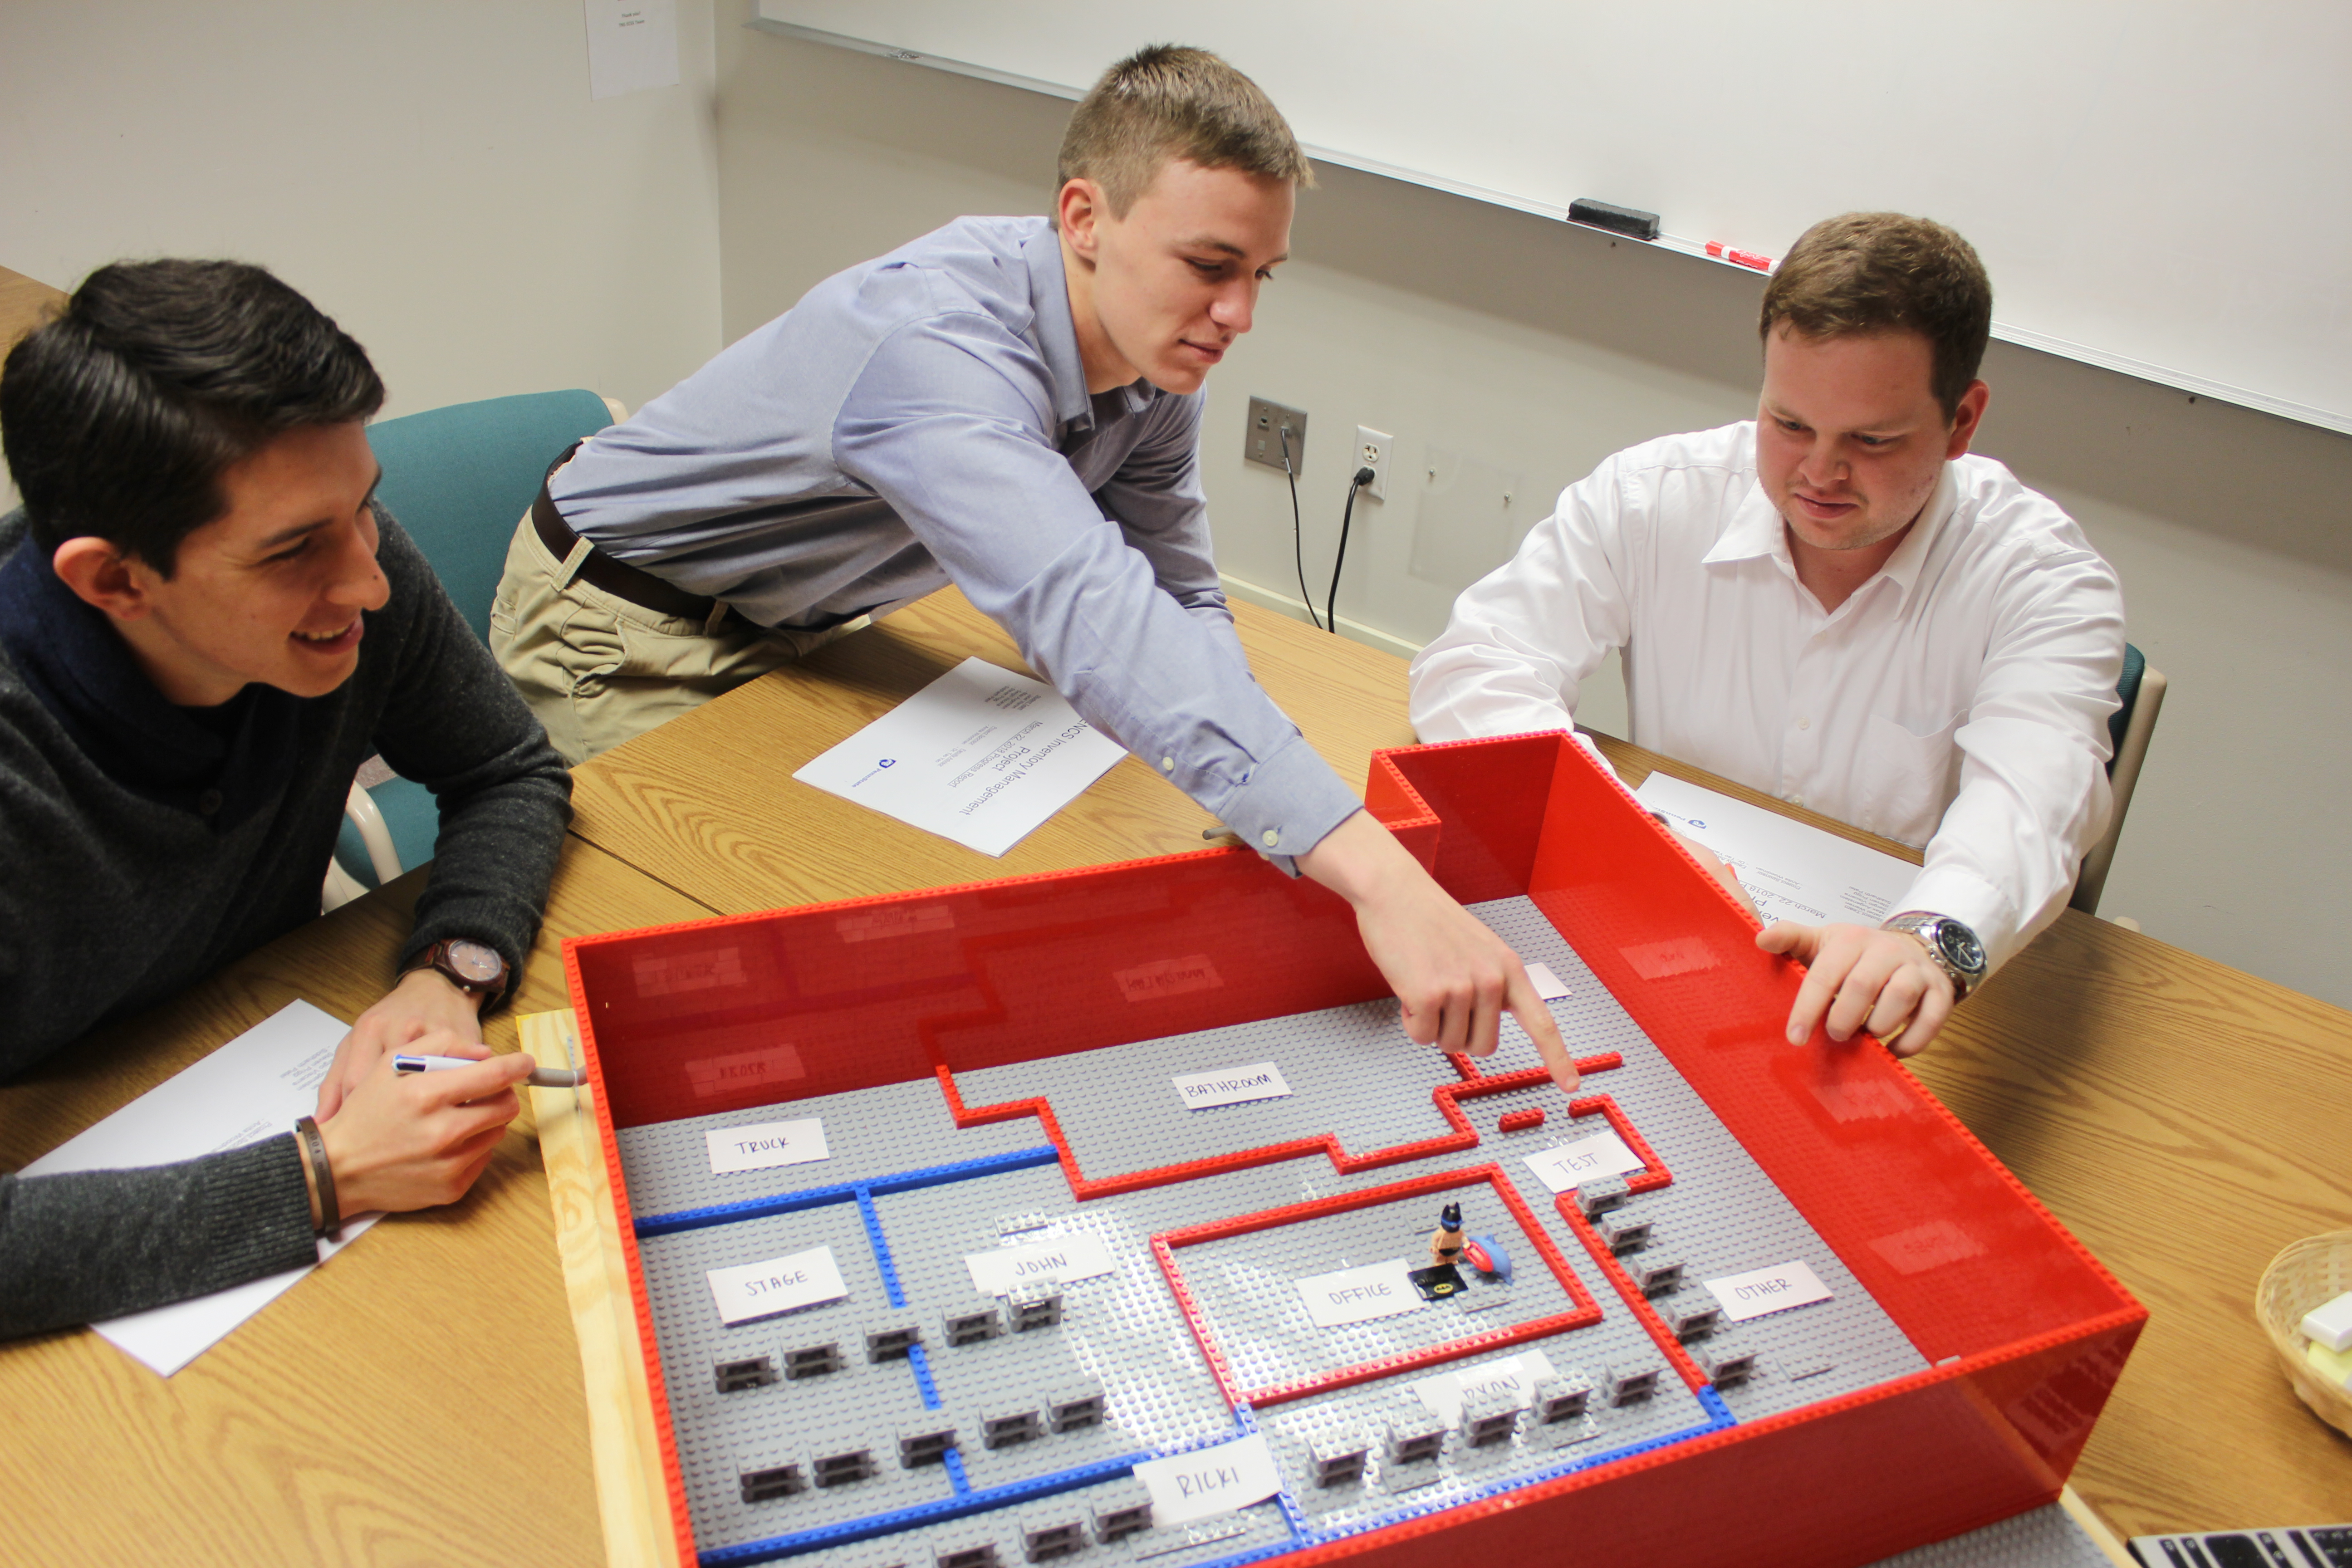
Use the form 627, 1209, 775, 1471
533, 463, 716, 623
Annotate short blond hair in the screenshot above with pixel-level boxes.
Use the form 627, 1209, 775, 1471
1057, 44, 1313, 216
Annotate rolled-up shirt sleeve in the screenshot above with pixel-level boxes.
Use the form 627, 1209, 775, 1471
833, 311, 1361, 868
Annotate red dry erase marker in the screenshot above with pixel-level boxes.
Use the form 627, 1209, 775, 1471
1705, 240, 1773, 272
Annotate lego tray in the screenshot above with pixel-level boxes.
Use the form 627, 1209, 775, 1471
560, 733, 2146, 1568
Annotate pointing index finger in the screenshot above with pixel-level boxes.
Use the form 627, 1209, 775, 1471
1508, 969, 1580, 1094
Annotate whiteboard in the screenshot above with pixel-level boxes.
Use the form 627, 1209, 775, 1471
751, 0, 2352, 434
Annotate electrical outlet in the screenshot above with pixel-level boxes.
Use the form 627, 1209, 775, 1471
1354, 426, 1393, 501
1244, 397, 1308, 474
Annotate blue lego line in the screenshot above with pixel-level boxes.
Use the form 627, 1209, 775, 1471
697, 1450, 1149, 1566
1697, 1384, 1734, 1424
905, 1340, 942, 1411
853, 1186, 905, 1308
1231, 1402, 1308, 1541
941, 1443, 970, 1495
634, 1146, 1061, 1237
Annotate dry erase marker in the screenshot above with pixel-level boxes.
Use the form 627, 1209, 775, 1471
1705, 240, 1774, 272
392, 1052, 585, 1089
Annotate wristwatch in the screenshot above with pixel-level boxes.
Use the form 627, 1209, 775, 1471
1881, 912, 1987, 1002
403, 937, 509, 1008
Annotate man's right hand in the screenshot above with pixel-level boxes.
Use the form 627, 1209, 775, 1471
313, 1034, 533, 1220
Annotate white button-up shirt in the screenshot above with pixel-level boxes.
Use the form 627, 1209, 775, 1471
1408, 421, 2125, 970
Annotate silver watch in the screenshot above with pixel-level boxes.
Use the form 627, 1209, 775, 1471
1882, 912, 1986, 1001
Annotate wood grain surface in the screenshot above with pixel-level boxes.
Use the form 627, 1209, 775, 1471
0, 839, 715, 1568
0, 262, 64, 370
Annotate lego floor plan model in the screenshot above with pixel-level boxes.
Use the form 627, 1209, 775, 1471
567, 732, 2146, 1568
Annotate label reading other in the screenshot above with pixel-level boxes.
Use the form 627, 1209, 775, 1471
1297, 1259, 1422, 1328
964, 1233, 1117, 1295
706, 1246, 847, 1326
1132, 1433, 1280, 1526
1522, 1129, 1645, 1193
1705, 1260, 1834, 1322
704, 1117, 828, 1175
1171, 1062, 1292, 1110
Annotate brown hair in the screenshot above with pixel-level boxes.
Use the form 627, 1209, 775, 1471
1057, 44, 1312, 216
1760, 213, 1993, 420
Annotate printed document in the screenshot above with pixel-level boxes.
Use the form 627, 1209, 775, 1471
1633, 772, 1918, 927
794, 657, 1127, 856
19, 1002, 380, 1377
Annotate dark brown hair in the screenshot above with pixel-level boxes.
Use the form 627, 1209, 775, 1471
1057, 44, 1312, 215
1760, 213, 1992, 419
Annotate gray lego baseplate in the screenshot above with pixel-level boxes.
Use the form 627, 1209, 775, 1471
610, 895, 2065, 1568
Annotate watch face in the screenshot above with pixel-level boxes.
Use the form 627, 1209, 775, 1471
446, 940, 504, 984
1937, 922, 1986, 975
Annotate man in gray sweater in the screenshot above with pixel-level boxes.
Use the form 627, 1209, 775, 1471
0, 260, 573, 1337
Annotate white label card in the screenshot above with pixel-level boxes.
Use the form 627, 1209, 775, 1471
705, 1117, 829, 1175
1524, 961, 1573, 1001
1296, 1259, 1422, 1328
707, 1246, 847, 1326
1412, 1349, 1558, 1427
1171, 1062, 1292, 1110
1522, 1130, 1646, 1194
1133, 1433, 1281, 1526
964, 1233, 1117, 1295
1705, 1260, 1835, 1322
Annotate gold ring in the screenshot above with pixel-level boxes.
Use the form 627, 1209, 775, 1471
1877, 1018, 1910, 1045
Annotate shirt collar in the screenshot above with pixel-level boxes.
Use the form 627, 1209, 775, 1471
1702, 453, 1961, 615
1023, 225, 1094, 431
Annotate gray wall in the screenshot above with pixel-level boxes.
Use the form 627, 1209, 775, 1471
716, 15, 2352, 1009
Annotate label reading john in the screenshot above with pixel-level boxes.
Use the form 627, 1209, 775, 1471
1297, 1259, 1421, 1328
707, 1246, 847, 1326
1705, 1259, 1834, 1322
1132, 1433, 1280, 1526
704, 1117, 829, 1175
1171, 1062, 1291, 1111
964, 1233, 1116, 1295
1522, 1129, 1645, 1194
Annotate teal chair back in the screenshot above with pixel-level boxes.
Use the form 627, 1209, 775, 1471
366, 389, 617, 640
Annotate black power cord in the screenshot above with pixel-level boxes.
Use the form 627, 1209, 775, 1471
1325, 465, 1376, 634
1281, 423, 1322, 631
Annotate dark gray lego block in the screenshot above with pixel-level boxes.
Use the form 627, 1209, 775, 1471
1602, 1361, 1661, 1405
1007, 1287, 1063, 1331
1460, 1387, 1522, 1447
1864, 1502, 2117, 1567
1597, 1208, 1651, 1252
1690, 1338, 1756, 1386
1017, 1512, 1088, 1563
1574, 1174, 1631, 1216
616, 1075, 1049, 1220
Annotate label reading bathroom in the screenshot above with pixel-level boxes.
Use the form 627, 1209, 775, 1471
1171, 1062, 1292, 1110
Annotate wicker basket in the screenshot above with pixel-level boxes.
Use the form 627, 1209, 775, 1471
2255, 1229, 2352, 1440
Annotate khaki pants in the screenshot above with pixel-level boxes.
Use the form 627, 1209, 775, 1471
490, 513, 850, 765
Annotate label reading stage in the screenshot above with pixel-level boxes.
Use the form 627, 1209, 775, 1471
1523, 961, 1573, 1001
707, 1246, 847, 1326
1411, 1349, 1558, 1428
1297, 1259, 1422, 1328
1171, 1062, 1292, 1111
963, 1233, 1117, 1296
704, 1117, 829, 1175
1522, 1129, 1646, 1194
1705, 1260, 1834, 1322
1132, 1433, 1281, 1526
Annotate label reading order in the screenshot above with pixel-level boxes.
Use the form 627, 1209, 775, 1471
1705, 1259, 1834, 1322
964, 1233, 1117, 1296
1171, 1062, 1292, 1111
1297, 1259, 1422, 1328
706, 1246, 847, 1326
1522, 1129, 1645, 1194
1132, 1433, 1281, 1526
704, 1117, 829, 1175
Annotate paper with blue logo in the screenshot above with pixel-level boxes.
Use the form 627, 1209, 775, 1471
791, 656, 1126, 856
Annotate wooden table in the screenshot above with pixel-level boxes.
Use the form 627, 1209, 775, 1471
5, 584, 2345, 1563
0, 263, 64, 359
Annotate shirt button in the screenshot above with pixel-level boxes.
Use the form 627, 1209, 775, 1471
198, 789, 223, 815
1161, 756, 1175, 772
1788, 794, 1804, 807
1796, 717, 1811, 730
1261, 830, 1280, 848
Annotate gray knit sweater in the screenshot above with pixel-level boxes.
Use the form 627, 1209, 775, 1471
0, 505, 571, 1337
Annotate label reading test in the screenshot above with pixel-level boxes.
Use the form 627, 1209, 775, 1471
1522, 1129, 1645, 1194
1171, 1062, 1292, 1111
704, 1117, 829, 1175
706, 1246, 847, 1326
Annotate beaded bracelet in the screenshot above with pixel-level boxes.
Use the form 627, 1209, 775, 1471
295, 1115, 341, 1239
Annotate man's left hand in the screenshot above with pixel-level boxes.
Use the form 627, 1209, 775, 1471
317, 967, 487, 1118
1755, 921, 1954, 1058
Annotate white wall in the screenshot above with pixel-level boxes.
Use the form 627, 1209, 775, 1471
713, 18, 2352, 1010
0, 0, 725, 430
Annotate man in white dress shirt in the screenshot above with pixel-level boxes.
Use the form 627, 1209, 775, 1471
1409, 212, 2124, 1057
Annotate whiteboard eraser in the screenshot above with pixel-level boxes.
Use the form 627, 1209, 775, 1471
1569, 199, 1661, 241
2301, 1288, 2352, 1353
